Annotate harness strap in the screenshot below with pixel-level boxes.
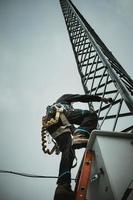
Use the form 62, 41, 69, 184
51, 125, 71, 139
44, 104, 69, 128
42, 104, 74, 155
60, 112, 71, 126
51, 113, 72, 139
44, 111, 60, 128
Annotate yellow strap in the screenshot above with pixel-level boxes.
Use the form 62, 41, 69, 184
44, 111, 60, 128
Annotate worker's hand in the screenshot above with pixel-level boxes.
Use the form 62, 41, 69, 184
102, 97, 113, 104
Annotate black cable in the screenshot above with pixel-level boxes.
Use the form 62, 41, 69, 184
0, 170, 76, 180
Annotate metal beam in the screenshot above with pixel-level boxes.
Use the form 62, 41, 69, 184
60, 0, 133, 132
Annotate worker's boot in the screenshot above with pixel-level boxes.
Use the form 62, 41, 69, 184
72, 128, 90, 148
54, 183, 75, 200
72, 133, 89, 149
73, 128, 90, 138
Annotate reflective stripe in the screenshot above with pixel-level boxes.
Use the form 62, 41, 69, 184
75, 128, 89, 134
59, 171, 70, 179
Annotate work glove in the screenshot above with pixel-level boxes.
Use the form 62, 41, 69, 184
102, 97, 113, 104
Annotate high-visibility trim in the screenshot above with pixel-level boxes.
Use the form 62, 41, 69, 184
74, 128, 89, 134
58, 170, 70, 179
75, 150, 93, 200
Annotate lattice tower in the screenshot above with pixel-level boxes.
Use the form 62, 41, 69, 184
60, 0, 133, 132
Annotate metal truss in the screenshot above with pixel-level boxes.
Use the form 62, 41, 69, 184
60, 0, 133, 132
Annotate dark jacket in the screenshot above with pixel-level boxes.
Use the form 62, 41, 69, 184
56, 94, 102, 105
47, 94, 101, 135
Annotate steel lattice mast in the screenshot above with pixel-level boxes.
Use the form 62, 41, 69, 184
60, 0, 133, 132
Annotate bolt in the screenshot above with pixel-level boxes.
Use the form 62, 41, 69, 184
80, 187, 85, 191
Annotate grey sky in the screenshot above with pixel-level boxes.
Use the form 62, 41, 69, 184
0, 0, 132, 200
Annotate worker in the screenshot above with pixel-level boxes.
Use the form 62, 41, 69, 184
43, 94, 112, 199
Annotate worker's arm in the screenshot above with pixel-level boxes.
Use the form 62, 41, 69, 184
56, 94, 113, 104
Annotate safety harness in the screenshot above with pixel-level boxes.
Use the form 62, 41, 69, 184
41, 103, 72, 154
41, 103, 78, 167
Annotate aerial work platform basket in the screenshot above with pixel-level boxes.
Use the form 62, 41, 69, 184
75, 130, 133, 200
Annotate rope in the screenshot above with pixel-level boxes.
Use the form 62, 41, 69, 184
0, 170, 76, 180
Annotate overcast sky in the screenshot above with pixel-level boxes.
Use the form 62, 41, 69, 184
0, 0, 133, 200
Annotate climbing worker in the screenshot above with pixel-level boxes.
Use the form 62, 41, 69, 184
42, 94, 112, 200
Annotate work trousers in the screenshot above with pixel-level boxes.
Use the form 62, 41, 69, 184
55, 109, 98, 185
67, 109, 98, 136
55, 132, 75, 185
